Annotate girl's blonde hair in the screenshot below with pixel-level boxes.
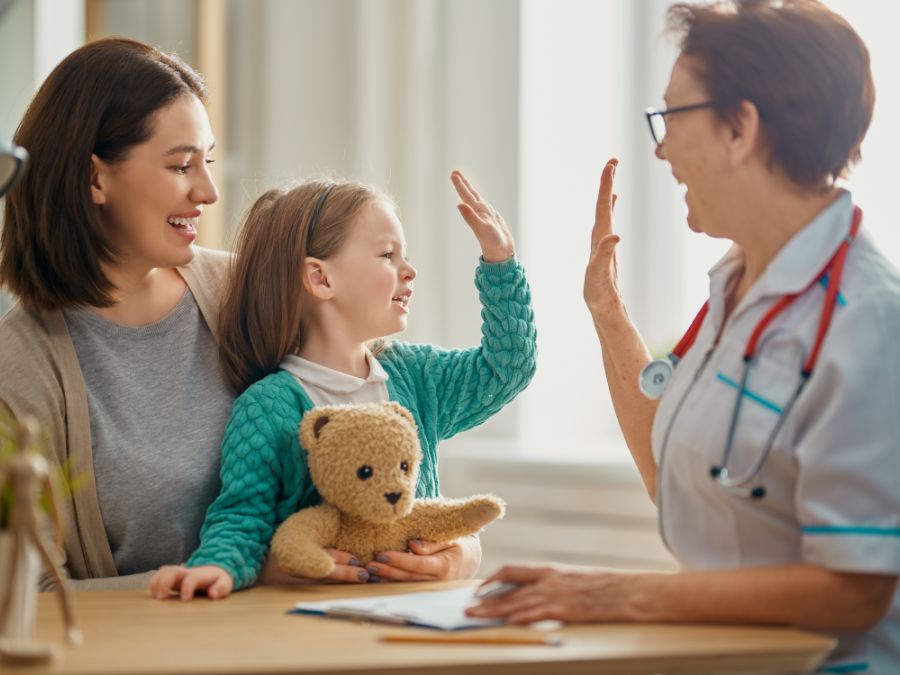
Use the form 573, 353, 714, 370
218, 179, 385, 394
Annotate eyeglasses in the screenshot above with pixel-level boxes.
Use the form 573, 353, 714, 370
644, 101, 716, 146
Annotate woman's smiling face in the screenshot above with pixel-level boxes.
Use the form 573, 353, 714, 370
91, 93, 218, 270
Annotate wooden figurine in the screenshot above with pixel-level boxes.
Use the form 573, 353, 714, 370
0, 416, 81, 661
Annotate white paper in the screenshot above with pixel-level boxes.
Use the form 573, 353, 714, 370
291, 587, 504, 631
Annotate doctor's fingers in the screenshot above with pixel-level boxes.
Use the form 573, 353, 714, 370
591, 159, 619, 249
481, 564, 561, 587
467, 586, 548, 619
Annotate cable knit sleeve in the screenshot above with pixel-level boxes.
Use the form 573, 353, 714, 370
186, 377, 303, 590
385, 257, 536, 441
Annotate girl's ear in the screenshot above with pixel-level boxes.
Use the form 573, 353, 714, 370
301, 257, 334, 300
90, 154, 108, 206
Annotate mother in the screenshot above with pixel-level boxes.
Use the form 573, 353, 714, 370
471, 1, 900, 673
0, 38, 481, 590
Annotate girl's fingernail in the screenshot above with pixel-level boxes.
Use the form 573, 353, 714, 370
367, 565, 379, 575
357, 570, 370, 582
375, 554, 390, 563
369, 575, 383, 583
411, 539, 423, 547
348, 558, 361, 567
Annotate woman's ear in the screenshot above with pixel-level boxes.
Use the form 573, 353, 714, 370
301, 257, 334, 300
90, 154, 107, 206
726, 100, 762, 167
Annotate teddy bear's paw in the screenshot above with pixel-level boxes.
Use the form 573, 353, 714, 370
461, 497, 505, 529
302, 553, 338, 579
273, 546, 336, 579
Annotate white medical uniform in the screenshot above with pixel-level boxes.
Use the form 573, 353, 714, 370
651, 191, 900, 674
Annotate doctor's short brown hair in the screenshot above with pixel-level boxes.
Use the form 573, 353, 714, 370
667, 0, 874, 190
1, 38, 207, 311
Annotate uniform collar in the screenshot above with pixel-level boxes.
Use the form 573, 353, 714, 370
707, 190, 854, 326
280, 350, 389, 394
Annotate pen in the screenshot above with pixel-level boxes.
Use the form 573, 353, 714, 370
474, 581, 520, 600
380, 633, 563, 646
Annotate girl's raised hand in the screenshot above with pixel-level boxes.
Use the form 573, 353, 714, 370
149, 564, 233, 601
451, 171, 515, 263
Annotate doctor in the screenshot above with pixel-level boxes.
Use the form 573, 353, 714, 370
469, 1, 900, 672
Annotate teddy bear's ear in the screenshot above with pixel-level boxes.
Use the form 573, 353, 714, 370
299, 408, 333, 452
385, 402, 417, 430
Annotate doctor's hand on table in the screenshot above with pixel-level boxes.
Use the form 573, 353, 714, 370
466, 563, 898, 631
466, 565, 634, 624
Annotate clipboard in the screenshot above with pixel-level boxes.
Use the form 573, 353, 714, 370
289, 587, 504, 631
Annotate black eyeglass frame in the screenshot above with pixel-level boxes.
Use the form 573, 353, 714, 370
644, 101, 716, 146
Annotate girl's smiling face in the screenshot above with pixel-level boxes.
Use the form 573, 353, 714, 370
322, 199, 417, 342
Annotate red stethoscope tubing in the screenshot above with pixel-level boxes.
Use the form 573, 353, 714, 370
669, 206, 862, 373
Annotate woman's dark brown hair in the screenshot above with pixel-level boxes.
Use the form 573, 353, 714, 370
1, 38, 207, 311
218, 180, 385, 394
667, 0, 874, 189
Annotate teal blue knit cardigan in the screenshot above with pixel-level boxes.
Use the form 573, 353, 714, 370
187, 258, 536, 588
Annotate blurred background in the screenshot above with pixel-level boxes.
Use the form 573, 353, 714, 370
2, 0, 898, 572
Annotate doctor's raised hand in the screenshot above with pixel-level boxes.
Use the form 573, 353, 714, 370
583, 158, 621, 315
583, 158, 660, 494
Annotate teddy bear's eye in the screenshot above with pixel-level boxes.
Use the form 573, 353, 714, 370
400, 460, 409, 473
357, 465, 373, 480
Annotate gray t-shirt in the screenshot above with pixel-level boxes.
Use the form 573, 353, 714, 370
64, 289, 234, 575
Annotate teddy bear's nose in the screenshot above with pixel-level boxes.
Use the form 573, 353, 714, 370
385, 492, 402, 505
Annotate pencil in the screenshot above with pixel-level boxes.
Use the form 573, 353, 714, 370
380, 633, 563, 646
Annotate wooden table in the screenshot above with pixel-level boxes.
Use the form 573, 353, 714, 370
20, 580, 834, 675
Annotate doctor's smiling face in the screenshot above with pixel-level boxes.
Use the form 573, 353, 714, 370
655, 55, 736, 238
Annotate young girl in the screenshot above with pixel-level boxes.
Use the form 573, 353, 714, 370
149, 172, 536, 599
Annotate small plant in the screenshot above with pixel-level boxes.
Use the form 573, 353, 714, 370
0, 410, 85, 529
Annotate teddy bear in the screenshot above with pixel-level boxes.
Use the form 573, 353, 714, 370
270, 401, 505, 579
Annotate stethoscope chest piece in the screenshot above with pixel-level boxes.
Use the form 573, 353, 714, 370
639, 358, 675, 400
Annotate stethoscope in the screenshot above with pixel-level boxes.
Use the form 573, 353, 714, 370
641, 206, 862, 500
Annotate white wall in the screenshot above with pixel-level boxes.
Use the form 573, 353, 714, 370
824, 0, 900, 268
